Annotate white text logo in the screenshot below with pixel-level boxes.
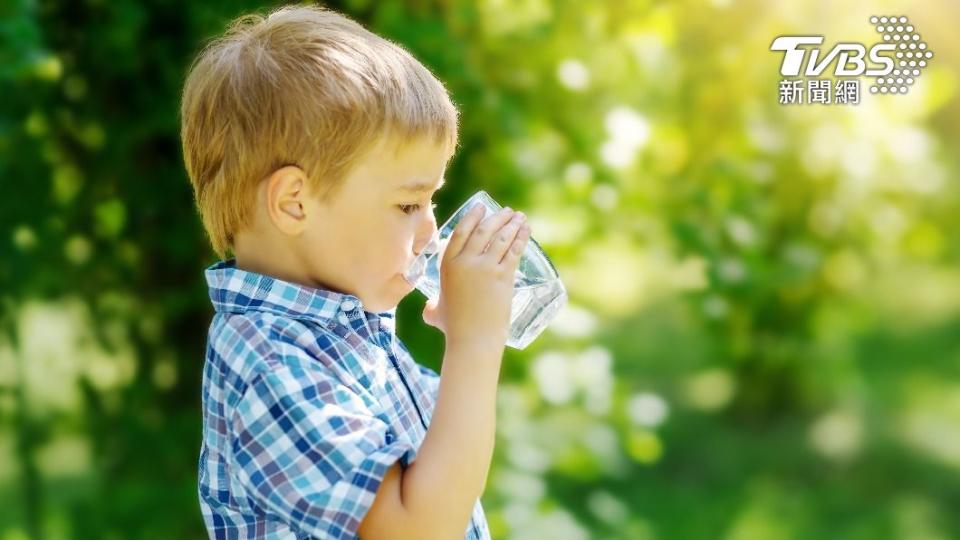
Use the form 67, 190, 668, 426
771, 16, 934, 105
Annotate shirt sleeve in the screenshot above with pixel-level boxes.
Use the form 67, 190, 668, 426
229, 360, 417, 539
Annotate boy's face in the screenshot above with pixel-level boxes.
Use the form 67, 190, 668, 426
298, 135, 449, 312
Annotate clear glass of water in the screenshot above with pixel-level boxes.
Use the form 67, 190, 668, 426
403, 190, 568, 349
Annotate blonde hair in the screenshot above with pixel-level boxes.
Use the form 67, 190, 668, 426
180, 4, 459, 259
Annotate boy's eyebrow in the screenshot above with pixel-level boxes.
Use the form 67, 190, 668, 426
397, 177, 446, 193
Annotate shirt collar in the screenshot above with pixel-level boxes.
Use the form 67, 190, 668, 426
204, 259, 397, 337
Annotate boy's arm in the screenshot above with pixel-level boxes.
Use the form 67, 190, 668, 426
362, 205, 528, 539
359, 339, 502, 540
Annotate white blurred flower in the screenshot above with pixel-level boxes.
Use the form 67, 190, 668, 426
627, 392, 670, 428
18, 301, 85, 412
556, 59, 590, 91
745, 119, 784, 153
600, 106, 651, 169
495, 469, 545, 503
809, 409, 863, 461
532, 347, 614, 415
901, 393, 960, 469
725, 215, 758, 247
507, 440, 552, 473
884, 126, 930, 164
548, 303, 599, 339
532, 352, 575, 405
587, 490, 630, 525
563, 161, 593, 188
524, 208, 588, 247
909, 162, 945, 194
574, 347, 614, 415
590, 184, 619, 210
502, 501, 536, 535
841, 139, 878, 180
605, 107, 651, 147
14, 298, 140, 417
625, 32, 668, 73
582, 423, 621, 465
600, 139, 639, 169
514, 509, 589, 540
497, 384, 534, 439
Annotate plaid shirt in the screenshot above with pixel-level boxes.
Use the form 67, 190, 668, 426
198, 259, 491, 539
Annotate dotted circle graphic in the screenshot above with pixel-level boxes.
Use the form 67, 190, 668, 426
869, 15, 933, 96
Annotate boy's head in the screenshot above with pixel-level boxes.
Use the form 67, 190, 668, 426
181, 5, 458, 312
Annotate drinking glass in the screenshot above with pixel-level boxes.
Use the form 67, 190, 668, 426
403, 191, 568, 349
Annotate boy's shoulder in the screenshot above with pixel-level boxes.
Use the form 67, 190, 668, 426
204, 260, 365, 377
206, 310, 394, 406
201, 259, 430, 408
208, 309, 344, 376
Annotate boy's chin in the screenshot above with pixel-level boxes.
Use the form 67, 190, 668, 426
399, 272, 416, 292
393, 274, 417, 303
364, 275, 414, 313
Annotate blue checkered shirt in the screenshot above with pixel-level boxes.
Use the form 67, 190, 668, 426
198, 259, 491, 539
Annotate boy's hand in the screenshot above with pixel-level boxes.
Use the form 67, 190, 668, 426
422, 204, 530, 349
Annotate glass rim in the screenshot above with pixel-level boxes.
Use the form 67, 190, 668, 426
437, 190, 501, 234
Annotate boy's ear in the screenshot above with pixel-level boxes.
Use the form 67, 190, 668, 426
264, 165, 308, 235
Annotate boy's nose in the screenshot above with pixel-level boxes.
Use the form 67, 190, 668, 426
412, 215, 438, 256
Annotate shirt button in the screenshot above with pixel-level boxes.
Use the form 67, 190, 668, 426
341, 299, 356, 312
338, 312, 350, 325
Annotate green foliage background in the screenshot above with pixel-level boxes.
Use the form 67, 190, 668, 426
1, 0, 959, 538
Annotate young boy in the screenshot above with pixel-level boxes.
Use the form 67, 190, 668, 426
180, 4, 530, 539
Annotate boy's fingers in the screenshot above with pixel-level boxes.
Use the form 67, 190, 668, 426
462, 207, 516, 256
445, 204, 486, 258
499, 225, 530, 268
485, 212, 525, 262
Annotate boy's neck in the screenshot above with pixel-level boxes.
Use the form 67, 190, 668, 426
233, 234, 316, 290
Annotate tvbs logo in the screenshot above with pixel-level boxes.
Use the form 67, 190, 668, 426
770, 16, 934, 105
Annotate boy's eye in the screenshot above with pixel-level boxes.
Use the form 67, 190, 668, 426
399, 202, 438, 215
